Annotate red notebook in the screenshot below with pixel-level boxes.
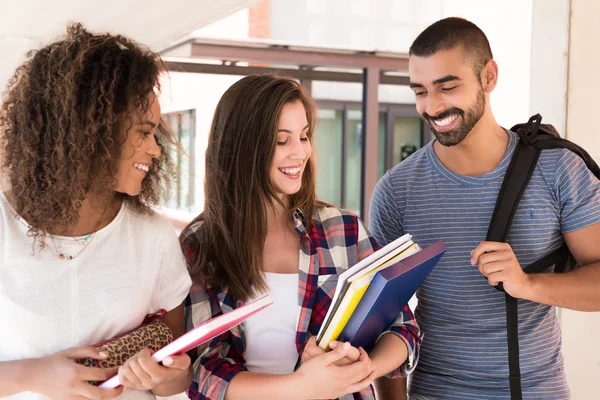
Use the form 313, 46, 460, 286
99, 293, 273, 389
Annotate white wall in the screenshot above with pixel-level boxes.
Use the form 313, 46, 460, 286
0, 0, 260, 92
566, 0, 600, 161
562, 1, 600, 399
529, 0, 570, 135
439, 0, 534, 127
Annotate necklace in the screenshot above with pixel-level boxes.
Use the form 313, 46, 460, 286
49, 201, 112, 261
50, 232, 98, 260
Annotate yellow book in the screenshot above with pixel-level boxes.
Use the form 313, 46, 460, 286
318, 274, 372, 351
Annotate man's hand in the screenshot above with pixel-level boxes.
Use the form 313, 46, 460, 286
471, 241, 532, 299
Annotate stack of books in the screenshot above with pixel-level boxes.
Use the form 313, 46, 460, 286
317, 235, 446, 351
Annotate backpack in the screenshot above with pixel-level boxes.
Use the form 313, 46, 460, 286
486, 114, 600, 400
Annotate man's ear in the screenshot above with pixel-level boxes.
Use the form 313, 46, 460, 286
482, 59, 498, 93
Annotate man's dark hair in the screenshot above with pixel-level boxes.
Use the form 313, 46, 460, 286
409, 17, 493, 74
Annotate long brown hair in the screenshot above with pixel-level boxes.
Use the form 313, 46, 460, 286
0, 23, 175, 240
185, 74, 325, 301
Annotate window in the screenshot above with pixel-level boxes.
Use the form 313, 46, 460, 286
163, 110, 196, 212
314, 101, 427, 217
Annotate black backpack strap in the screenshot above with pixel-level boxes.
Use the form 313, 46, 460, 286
505, 295, 521, 399
487, 114, 592, 399
486, 129, 542, 400
487, 139, 541, 246
523, 242, 571, 274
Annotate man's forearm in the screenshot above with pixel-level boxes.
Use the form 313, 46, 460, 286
369, 333, 408, 379
525, 262, 600, 311
370, 334, 409, 400
374, 377, 407, 400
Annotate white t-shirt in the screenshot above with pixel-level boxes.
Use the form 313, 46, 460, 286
244, 272, 300, 374
0, 192, 192, 400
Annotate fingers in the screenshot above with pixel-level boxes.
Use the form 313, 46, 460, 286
323, 341, 350, 365
119, 348, 189, 390
330, 341, 359, 362
476, 250, 510, 267
486, 270, 510, 286
118, 351, 144, 390
345, 370, 377, 394
78, 383, 124, 400
471, 242, 510, 264
129, 358, 156, 389
357, 347, 371, 366
480, 260, 507, 278
340, 347, 372, 381
62, 347, 108, 361
76, 365, 120, 382
119, 350, 155, 390
471, 244, 516, 280
304, 337, 324, 358
162, 354, 191, 370
119, 361, 145, 390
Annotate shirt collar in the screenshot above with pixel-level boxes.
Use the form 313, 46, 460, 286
292, 208, 307, 236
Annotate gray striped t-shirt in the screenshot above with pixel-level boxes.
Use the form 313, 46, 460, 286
369, 130, 600, 400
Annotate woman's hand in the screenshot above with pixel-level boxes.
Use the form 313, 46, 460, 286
27, 347, 123, 400
118, 348, 191, 392
301, 337, 361, 366
295, 342, 375, 399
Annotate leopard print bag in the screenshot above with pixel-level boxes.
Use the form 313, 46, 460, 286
77, 309, 173, 372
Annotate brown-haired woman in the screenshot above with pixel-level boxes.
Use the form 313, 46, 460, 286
0, 24, 192, 399
180, 74, 422, 400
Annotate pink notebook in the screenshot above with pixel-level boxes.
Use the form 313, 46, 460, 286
99, 293, 273, 389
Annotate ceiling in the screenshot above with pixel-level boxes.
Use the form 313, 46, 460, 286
0, 0, 259, 88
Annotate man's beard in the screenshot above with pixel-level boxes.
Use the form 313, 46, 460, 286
422, 88, 486, 147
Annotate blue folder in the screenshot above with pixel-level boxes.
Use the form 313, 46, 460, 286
338, 240, 447, 350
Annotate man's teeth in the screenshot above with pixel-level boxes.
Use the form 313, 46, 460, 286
134, 163, 150, 172
280, 167, 301, 175
434, 115, 458, 127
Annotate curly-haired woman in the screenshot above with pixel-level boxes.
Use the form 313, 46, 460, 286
0, 24, 192, 399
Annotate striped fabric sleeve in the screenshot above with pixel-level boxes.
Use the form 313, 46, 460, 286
368, 172, 405, 248
356, 218, 422, 378
555, 149, 600, 232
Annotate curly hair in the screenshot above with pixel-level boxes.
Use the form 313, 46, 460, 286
0, 23, 175, 239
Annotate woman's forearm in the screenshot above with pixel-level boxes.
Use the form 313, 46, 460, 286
224, 371, 302, 400
0, 359, 34, 396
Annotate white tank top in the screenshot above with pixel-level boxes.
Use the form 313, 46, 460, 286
244, 272, 300, 374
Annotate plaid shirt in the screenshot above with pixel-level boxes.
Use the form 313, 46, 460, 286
181, 206, 422, 400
